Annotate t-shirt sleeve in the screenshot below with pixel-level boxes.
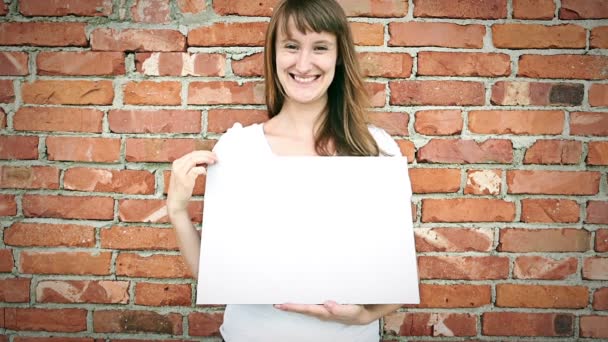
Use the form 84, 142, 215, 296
368, 125, 403, 158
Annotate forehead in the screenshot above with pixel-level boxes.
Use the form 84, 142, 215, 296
277, 16, 337, 42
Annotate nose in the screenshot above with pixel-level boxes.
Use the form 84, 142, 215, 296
295, 49, 313, 73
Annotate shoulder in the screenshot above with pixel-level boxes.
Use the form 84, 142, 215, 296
367, 125, 402, 157
212, 122, 263, 156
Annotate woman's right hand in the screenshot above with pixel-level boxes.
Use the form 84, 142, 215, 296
167, 150, 218, 215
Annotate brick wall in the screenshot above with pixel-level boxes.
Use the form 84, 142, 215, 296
0, 0, 607, 340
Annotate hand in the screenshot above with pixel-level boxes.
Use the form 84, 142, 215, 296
274, 300, 373, 325
167, 150, 217, 214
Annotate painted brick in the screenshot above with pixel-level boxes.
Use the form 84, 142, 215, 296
513, 0, 555, 19
482, 312, 573, 336
14, 107, 103, 133
4, 223, 95, 247
524, 140, 582, 164
560, 0, 608, 19
414, 0, 507, 19
37, 51, 124, 76
597, 229, 608, 252
125, 138, 215, 162
521, 199, 580, 223
188, 22, 267, 47
91, 28, 186, 52
422, 198, 515, 222
580, 316, 608, 338
109, 109, 201, 134
0, 195, 17, 216
0, 22, 87, 46
415, 227, 494, 252
418, 52, 510, 77
417, 139, 513, 164
499, 228, 590, 252
587, 201, 608, 224
409, 168, 460, 193
0, 278, 30, 302
514, 256, 578, 280
101, 226, 178, 250
350, 22, 384, 46
390, 81, 484, 106
22, 195, 114, 220
493, 24, 586, 49
93, 310, 182, 334
464, 169, 502, 195
22, 80, 114, 105
188, 81, 265, 105
584, 257, 608, 280
118, 199, 202, 223
0, 79, 14, 102
593, 287, 608, 310
570, 112, 608, 136
124, 81, 181, 106
507, 170, 600, 195
468, 110, 564, 135
519, 55, 608, 80
47, 137, 120, 162
135, 282, 191, 306
589, 84, 608, 106
189, 312, 224, 337
163, 170, 206, 195
496, 284, 588, 308
36, 280, 129, 304
64, 168, 155, 194
131, 0, 171, 23
116, 253, 193, 278
208, 109, 268, 133
359, 52, 412, 78
389, 22, 485, 48
414, 110, 462, 135
368, 112, 409, 136
0, 136, 38, 159
492, 81, 584, 106
0, 51, 28, 75
19, 0, 113, 16
0, 166, 59, 189
20, 251, 112, 275
136, 52, 225, 76
384, 312, 477, 336
4, 308, 87, 332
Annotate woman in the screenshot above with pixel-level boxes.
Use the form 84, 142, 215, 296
167, 0, 406, 340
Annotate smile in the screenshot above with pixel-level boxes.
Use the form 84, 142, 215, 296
290, 73, 320, 84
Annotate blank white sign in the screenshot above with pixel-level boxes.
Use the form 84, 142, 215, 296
196, 156, 419, 305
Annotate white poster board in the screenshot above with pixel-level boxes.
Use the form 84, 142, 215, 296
196, 156, 419, 304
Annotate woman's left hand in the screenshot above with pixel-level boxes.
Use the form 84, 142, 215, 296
274, 301, 372, 325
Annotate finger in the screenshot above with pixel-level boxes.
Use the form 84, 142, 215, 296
276, 303, 331, 319
187, 151, 218, 164
187, 166, 207, 177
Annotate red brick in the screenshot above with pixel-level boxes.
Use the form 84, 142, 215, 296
0, 136, 37, 159
524, 140, 582, 164
418, 139, 513, 164
464, 169, 502, 195
0, 248, 13, 272
588, 141, 608, 165
415, 228, 493, 252
188, 22, 267, 47
384, 312, 476, 336
0, 278, 30, 302
37, 51, 124, 76
409, 168, 460, 194
212, 0, 274, 16
101, 226, 178, 250
519, 55, 608, 80
560, 0, 608, 19
0, 1, 7, 15
514, 256, 578, 280
19, 0, 113, 16
350, 22, 384, 46
0, 108, 5, 128
231, 53, 263, 77
0, 22, 87, 46
591, 26, 608, 48
581, 316, 608, 338
94, 310, 182, 334
521, 199, 580, 223
22, 80, 114, 105
593, 287, 608, 310
496, 284, 588, 308
188, 81, 264, 105
589, 84, 608, 106
4, 222, 95, 247
418, 52, 510, 77
64, 168, 155, 195
422, 198, 515, 223
499, 228, 590, 252
0, 79, 15, 103
189, 312, 223, 337
135, 282, 191, 306
0, 166, 58, 189
587, 201, 608, 224
507, 170, 600, 195
389, 22, 484, 48
513, 0, 555, 19
118, 199, 202, 223
414, 0, 506, 19
366, 82, 386, 107
482, 312, 573, 336
597, 229, 608, 252
418, 256, 509, 280
469, 110, 564, 135
0, 51, 28, 75
571, 112, 608, 136
163, 170, 205, 195
14, 107, 103, 132
410, 284, 491, 308
116, 253, 193, 278
390, 80, 484, 106
47, 137, 120, 162
124, 81, 181, 106
493, 24, 585, 49
0, 195, 17, 216
20, 251, 112, 275
338, 0, 408, 17
359, 52, 412, 78
131, 0, 170, 23
396, 140, 415, 163
23, 195, 114, 220
136, 52, 225, 76
91, 28, 185, 52
368, 112, 409, 136
414, 110, 462, 136
4, 308, 87, 332
584, 257, 608, 280
491, 81, 584, 106
14, 338, 94, 342
36, 280, 129, 304
178, 0, 206, 14
109, 109, 200, 134
208, 109, 268, 133
126, 138, 215, 162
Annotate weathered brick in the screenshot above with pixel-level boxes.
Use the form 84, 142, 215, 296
0, 248, 14, 272
409, 168, 460, 193
521, 199, 580, 223
414, 0, 506, 18
513, 0, 555, 19
109, 109, 200, 134
131, 0, 171, 23
188, 22, 267, 47
499, 228, 590, 252
493, 24, 586, 49
189, 312, 224, 337
22, 195, 114, 220
20, 251, 112, 275
0, 22, 87, 46
125, 138, 215, 162
188, 81, 264, 105
19, 0, 113, 16
389, 22, 484, 48
464, 169, 502, 195
359, 52, 412, 78
584, 257, 608, 280
0, 195, 17, 216
22, 80, 114, 105
597, 229, 608, 252
589, 84, 608, 106
36, 280, 129, 304
414, 110, 462, 135
417, 139, 513, 164
409, 284, 491, 308
37, 51, 124, 76
208, 109, 268, 134
0, 166, 59, 189
4, 223, 95, 247
118, 199, 202, 223
390, 81, 484, 106
350, 22, 384, 46
591, 26, 608, 48
418, 52, 510, 77
101, 226, 178, 250
482, 312, 573, 336
0, 136, 38, 159
368, 112, 409, 136
178, 0, 206, 14
0, 278, 30, 302
581, 316, 608, 338
491, 81, 584, 106
116, 253, 192, 278
419, 256, 508, 280
91, 28, 186, 52
507, 170, 600, 195
587, 201, 608, 224
366, 82, 386, 107
64, 168, 155, 194
524, 140, 582, 164
422, 198, 515, 222
469, 110, 564, 135
0, 51, 28, 75
571, 112, 608, 136
93, 310, 182, 334
415, 227, 493, 252
14, 107, 103, 132
136, 52, 225, 76
0, 79, 14, 102
496, 284, 588, 308
47, 137, 120, 162
4, 308, 87, 332
124, 81, 181, 106
560, 0, 608, 19
164, 170, 206, 195
383, 312, 477, 337
519, 55, 608, 80
231, 53, 264, 77
514, 256, 578, 280
135, 282, 191, 306
593, 287, 608, 310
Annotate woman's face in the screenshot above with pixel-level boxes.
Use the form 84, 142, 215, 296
275, 18, 338, 107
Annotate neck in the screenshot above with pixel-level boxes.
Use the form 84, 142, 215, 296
276, 96, 327, 138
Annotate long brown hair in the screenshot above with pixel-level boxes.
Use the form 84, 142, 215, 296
263, 0, 380, 156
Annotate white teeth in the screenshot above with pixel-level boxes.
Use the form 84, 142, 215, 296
292, 74, 317, 83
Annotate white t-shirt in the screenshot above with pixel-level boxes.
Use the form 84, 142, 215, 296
212, 123, 403, 342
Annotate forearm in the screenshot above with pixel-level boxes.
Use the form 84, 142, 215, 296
363, 304, 402, 323
168, 209, 201, 279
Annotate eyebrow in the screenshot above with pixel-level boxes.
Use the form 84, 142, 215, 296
279, 37, 335, 45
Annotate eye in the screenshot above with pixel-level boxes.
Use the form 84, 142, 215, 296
285, 43, 298, 50
314, 45, 328, 52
